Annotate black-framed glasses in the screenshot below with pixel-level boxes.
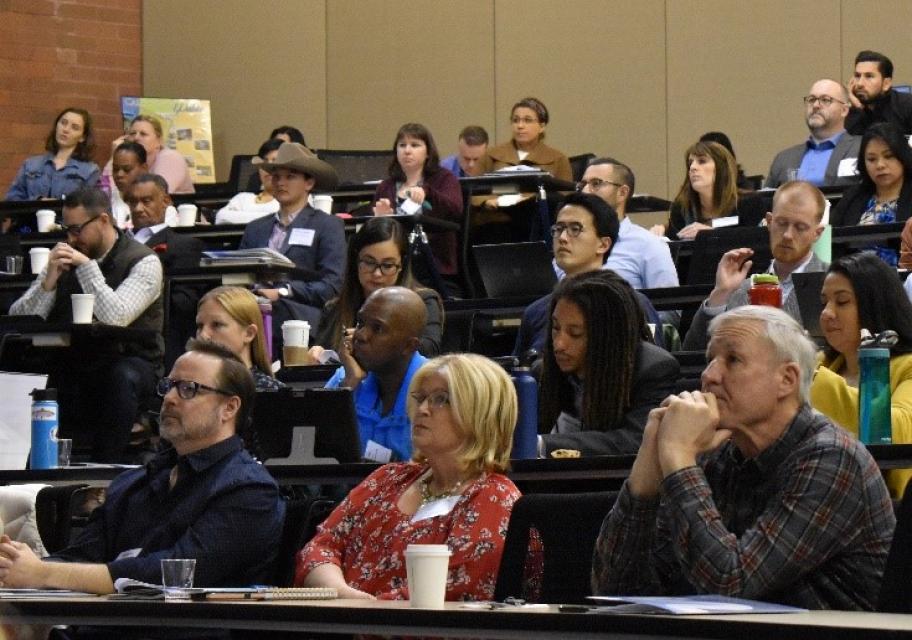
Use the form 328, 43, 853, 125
550, 222, 587, 238
60, 215, 101, 236
157, 377, 232, 400
803, 95, 846, 107
410, 390, 450, 410
357, 257, 401, 276
576, 178, 622, 192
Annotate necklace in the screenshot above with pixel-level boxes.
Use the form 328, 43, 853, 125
418, 474, 465, 506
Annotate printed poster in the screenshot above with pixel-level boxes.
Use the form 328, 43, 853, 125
120, 96, 216, 183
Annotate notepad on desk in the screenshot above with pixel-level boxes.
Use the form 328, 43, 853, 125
190, 587, 337, 601
588, 595, 806, 615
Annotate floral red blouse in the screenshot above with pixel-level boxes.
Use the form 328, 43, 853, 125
294, 462, 523, 601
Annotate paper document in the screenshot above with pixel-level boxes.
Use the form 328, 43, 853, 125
588, 595, 807, 615
0, 371, 48, 469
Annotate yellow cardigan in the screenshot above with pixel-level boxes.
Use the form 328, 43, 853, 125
810, 351, 912, 496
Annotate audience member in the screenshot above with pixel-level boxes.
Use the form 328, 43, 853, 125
9, 187, 164, 462
296, 353, 533, 601
440, 125, 489, 178
238, 142, 344, 357
216, 138, 283, 225
830, 122, 912, 265
106, 115, 195, 194
593, 305, 895, 610
5, 107, 99, 201
576, 157, 678, 289
902, 216, 912, 269
109, 141, 148, 227
653, 141, 766, 239
846, 50, 912, 136
766, 79, 861, 188
810, 252, 912, 496
311, 217, 443, 356
699, 131, 752, 191
372, 123, 463, 290
479, 97, 571, 180
126, 173, 204, 369
0, 340, 285, 593
270, 125, 306, 145
683, 181, 827, 350
539, 270, 678, 457
514, 192, 663, 356
324, 287, 427, 462
196, 286, 285, 392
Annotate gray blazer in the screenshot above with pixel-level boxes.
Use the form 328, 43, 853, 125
682, 253, 828, 351
765, 133, 861, 189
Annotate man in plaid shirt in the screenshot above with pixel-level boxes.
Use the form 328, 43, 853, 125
593, 305, 895, 610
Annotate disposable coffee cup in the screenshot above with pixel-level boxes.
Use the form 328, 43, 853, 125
161, 558, 196, 600
5, 255, 23, 274
313, 195, 334, 214
405, 544, 451, 609
176, 204, 198, 227
71, 293, 95, 324
281, 320, 310, 347
35, 209, 56, 233
29, 247, 50, 275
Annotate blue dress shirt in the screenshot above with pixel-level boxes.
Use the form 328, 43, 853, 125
439, 154, 466, 178
50, 436, 285, 586
326, 351, 427, 461
798, 133, 843, 187
5, 153, 100, 201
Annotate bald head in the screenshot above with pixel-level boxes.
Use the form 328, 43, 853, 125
369, 286, 427, 339
351, 286, 427, 374
772, 180, 826, 224
805, 79, 850, 140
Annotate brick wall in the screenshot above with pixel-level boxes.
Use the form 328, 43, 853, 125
0, 0, 142, 194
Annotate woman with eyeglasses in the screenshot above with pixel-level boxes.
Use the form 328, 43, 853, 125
195, 286, 285, 391
831, 122, 912, 266
6, 107, 100, 201
539, 269, 679, 457
310, 217, 443, 357
295, 353, 540, 601
372, 123, 463, 294
652, 140, 765, 240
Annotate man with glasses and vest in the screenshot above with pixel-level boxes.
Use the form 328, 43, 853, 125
9, 186, 164, 463
0, 339, 285, 595
766, 79, 861, 188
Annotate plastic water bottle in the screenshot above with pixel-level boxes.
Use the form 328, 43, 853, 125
511, 352, 539, 459
30, 388, 59, 469
859, 347, 892, 445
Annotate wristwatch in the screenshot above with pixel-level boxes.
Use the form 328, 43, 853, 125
277, 286, 290, 298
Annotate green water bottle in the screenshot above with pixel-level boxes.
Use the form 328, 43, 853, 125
858, 347, 892, 445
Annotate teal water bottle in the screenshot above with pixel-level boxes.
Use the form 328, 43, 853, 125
30, 388, 59, 469
858, 347, 892, 445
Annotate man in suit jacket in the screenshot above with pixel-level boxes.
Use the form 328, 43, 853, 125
126, 173, 204, 369
238, 142, 344, 358
766, 79, 861, 189
684, 181, 829, 350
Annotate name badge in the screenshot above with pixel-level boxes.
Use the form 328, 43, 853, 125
411, 495, 461, 523
364, 439, 392, 463
289, 228, 315, 247
711, 216, 739, 228
115, 547, 142, 560
837, 157, 858, 177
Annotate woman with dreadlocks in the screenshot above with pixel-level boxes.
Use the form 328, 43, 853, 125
538, 269, 680, 457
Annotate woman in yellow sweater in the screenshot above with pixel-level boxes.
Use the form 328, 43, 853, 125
810, 252, 912, 495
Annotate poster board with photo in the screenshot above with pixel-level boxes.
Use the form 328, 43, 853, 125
120, 96, 216, 183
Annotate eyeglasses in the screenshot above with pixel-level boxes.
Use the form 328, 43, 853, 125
410, 390, 451, 410
550, 222, 587, 238
357, 257, 401, 276
576, 178, 622, 192
803, 95, 846, 107
511, 116, 539, 125
157, 377, 232, 400
60, 215, 101, 236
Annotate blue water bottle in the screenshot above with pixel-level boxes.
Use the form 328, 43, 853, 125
859, 346, 892, 445
511, 351, 539, 459
30, 388, 59, 469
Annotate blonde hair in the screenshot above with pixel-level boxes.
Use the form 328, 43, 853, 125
408, 354, 516, 474
198, 286, 272, 376
130, 114, 163, 139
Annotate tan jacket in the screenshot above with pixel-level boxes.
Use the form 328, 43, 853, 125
480, 140, 572, 182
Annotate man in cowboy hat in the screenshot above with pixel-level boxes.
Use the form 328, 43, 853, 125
239, 142, 344, 357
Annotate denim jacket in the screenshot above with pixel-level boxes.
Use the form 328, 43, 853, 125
5, 153, 100, 200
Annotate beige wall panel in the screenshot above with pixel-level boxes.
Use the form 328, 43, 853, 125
841, 1, 912, 85
493, 0, 668, 197
325, 0, 495, 153
666, 0, 840, 198
143, 0, 326, 182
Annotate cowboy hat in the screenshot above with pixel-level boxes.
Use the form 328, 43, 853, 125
253, 142, 339, 191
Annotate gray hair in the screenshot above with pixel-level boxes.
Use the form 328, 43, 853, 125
708, 305, 819, 403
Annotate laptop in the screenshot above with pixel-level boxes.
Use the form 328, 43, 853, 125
473, 242, 557, 299
685, 226, 772, 285
792, 271, 827, 340
251, 387, 361, 463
